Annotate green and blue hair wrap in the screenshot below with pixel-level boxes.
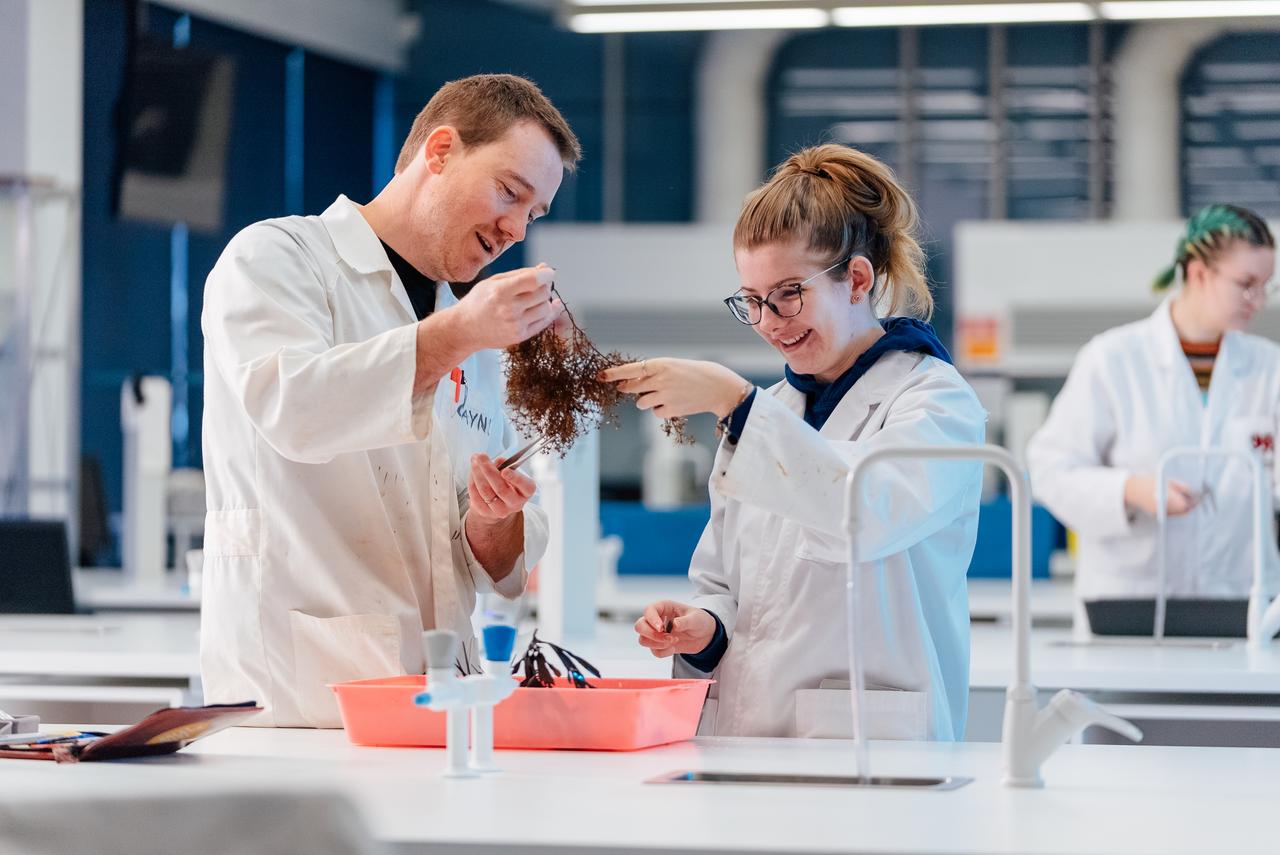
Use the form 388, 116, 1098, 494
1153, 204, 1275, 291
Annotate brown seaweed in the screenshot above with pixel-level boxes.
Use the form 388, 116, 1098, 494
504, 286, 689, 453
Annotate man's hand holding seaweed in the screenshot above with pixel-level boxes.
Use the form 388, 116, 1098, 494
454, 263, 563, 351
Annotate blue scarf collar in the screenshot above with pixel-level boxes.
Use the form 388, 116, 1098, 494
783, 317, 952, 430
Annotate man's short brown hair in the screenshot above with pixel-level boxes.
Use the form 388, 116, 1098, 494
395, 74, 581, 174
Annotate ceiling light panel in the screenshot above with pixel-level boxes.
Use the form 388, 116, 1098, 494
833, 3, 1094, 27
565, 1, 1280, 33
1100, 1, 1280, 19
568, 7, 830, 31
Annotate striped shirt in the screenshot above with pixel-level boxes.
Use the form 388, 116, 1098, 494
1180, 337, 1220, 396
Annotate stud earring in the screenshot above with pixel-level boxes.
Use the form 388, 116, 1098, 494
852, 294, 861, 303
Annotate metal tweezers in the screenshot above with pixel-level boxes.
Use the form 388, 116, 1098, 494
497, 436, 552, 472
1194, 483, 1217, 515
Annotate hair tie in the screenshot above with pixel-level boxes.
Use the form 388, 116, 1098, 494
800, 165, 831, 179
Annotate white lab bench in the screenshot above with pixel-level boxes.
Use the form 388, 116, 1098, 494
0, 613, 201, 720
73, 567, 201, 612
965, 623, 1280, 744
965, 577, 1074, 626
9, 599, 1277, 744
4, 729, 1279, 854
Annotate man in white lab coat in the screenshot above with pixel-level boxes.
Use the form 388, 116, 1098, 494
199, 74, 580, 726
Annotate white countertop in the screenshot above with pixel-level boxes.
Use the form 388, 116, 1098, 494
965, 576, 1075, 625
4, 728, 1277, 854
969, 624, 1280, 694
0, 613, 200, 679
74, 568, 201, 612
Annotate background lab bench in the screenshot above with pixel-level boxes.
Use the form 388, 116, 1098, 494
8, 610, 1275, 745
586, 576, 1076, 626
0, 613, 200, 723
965, 624, 1280, 745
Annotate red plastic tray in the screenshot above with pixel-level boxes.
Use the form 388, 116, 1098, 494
331, 675, 711, 751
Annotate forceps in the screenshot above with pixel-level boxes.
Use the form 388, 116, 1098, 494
1193, 483, 1217, 514
497, 436, 552, 472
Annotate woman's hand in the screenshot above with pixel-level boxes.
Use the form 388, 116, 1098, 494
1123, 474, 1198, 517
634, 600, 717, 658
602, 358, 750, 419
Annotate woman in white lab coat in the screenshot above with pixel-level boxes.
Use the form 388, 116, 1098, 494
604, 144, 986, 740
1027, 205, 1279, 628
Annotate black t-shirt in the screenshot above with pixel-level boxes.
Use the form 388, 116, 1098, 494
380, 240, 437, 321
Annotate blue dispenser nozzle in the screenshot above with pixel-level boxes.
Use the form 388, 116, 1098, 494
481, 624, 518, 664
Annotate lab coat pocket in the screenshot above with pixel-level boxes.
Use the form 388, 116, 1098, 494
792, 524, 847, 566
794, 687, 928, 741
289, 611, 404, 728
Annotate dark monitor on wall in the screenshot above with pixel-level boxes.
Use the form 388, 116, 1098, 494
114, 36, 236, 234
0, 520, 77, 614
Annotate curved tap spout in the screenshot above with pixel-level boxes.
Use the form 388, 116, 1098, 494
1156, 447, 1275, 646
843, 444, 1029, 783
1008, 690, 1143, 787
843, 444, 1141, 788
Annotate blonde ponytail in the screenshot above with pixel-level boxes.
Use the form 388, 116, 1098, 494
734, 143, 933, 319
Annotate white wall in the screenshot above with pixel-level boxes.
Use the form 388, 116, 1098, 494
527, 223, 779, 373
696, 29, 791, 223
952, 219, 1280, 377
1111, 20, 1230, 220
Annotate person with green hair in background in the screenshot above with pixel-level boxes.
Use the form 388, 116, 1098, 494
1028, 204, 1280, 636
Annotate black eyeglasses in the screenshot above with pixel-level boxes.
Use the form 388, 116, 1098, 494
723, 258, 849, 325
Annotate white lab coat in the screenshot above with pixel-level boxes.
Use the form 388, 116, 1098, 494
674, 351, 986, 740
200, 195, 548, 727
1027, 298, 1280, 604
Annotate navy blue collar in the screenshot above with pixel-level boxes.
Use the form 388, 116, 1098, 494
784, 317, 951, 430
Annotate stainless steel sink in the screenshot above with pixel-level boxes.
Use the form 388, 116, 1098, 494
1047, 638, 1235, 650
646, 770, 973, 790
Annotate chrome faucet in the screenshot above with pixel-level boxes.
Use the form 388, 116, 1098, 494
843, 444, 1142, 788
1156, 446, 1280, 645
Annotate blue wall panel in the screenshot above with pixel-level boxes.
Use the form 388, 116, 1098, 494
621, 32, 701, 222
180, 15, 290, 478
399, 0, 699, 271
304, 55, 377, 213
81, 0, 178, 540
